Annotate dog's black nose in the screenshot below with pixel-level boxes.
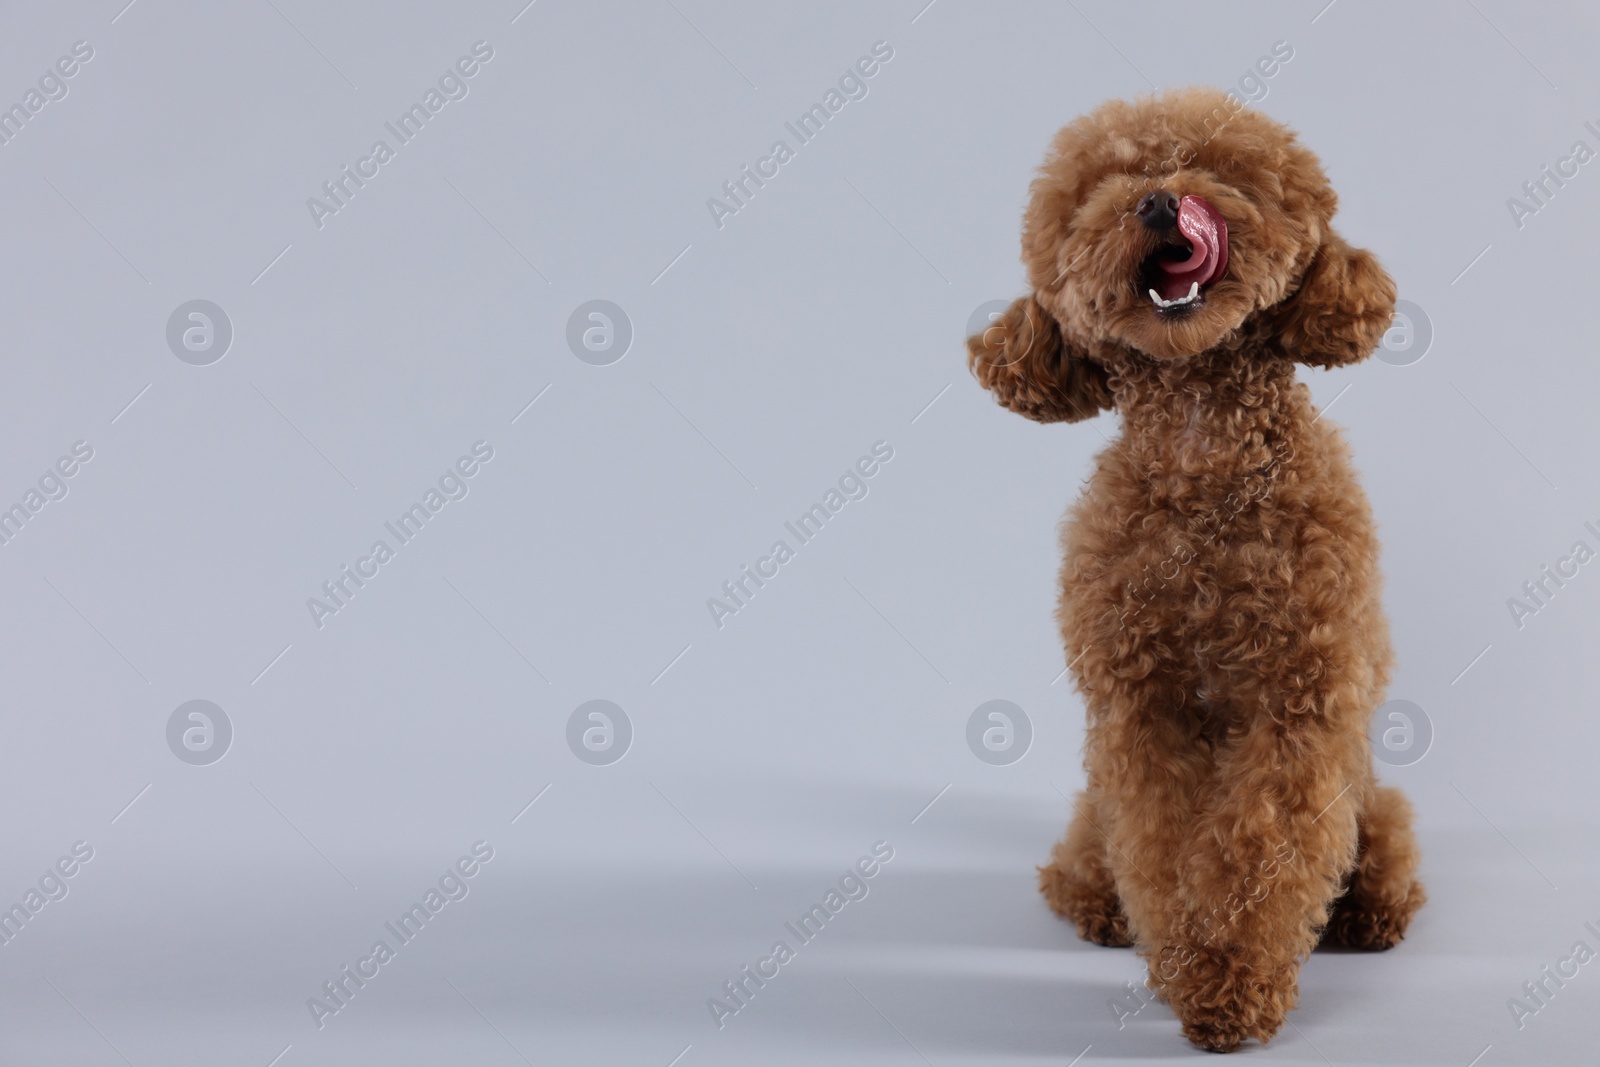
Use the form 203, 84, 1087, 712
1136, 190, 1180, 230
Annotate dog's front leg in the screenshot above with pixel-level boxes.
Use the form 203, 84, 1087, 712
1149, 695, 1368, 1052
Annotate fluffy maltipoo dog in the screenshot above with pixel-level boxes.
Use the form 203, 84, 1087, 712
968, 88, 1424, 1052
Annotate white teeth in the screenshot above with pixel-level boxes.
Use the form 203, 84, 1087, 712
1148, 281, 1201, 309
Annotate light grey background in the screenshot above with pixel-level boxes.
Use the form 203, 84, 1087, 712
0, 1, 1596, 1063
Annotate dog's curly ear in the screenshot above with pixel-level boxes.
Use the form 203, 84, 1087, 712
1273, 232, 1396, 369
967, 293, 1112, 423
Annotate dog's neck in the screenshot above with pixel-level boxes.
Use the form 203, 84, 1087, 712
1096, 346, 1309, 494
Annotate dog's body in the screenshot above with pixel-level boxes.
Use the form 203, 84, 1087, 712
968, 89, 1423, 1052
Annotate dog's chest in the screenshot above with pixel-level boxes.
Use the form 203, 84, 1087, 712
1171, 408, 1209, 465
1067, 448, 1293, 628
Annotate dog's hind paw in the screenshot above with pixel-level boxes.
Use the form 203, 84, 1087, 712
1322, 880, 1426, 950
1038, 861, 1133, 947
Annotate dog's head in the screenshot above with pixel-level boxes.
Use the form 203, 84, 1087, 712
969, 87, 1394, 422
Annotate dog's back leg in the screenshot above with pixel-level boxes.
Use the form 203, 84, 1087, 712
1039, 792, 1133, 947
1321, 784, 1426, 949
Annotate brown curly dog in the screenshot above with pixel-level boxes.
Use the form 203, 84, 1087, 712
968, 88, 1424, 1052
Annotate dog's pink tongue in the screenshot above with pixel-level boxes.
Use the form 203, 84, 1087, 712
1155, 195, 1229, 301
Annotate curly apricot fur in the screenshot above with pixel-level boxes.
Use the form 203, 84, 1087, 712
976, 89, 1423, 1052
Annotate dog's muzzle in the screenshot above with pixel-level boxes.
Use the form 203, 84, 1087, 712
1143, 196, 1229, 311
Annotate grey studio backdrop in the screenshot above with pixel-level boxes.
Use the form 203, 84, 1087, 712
0, 1, 1596, 1065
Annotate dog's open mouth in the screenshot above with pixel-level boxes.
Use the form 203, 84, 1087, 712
1139, 196, 1228, 314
